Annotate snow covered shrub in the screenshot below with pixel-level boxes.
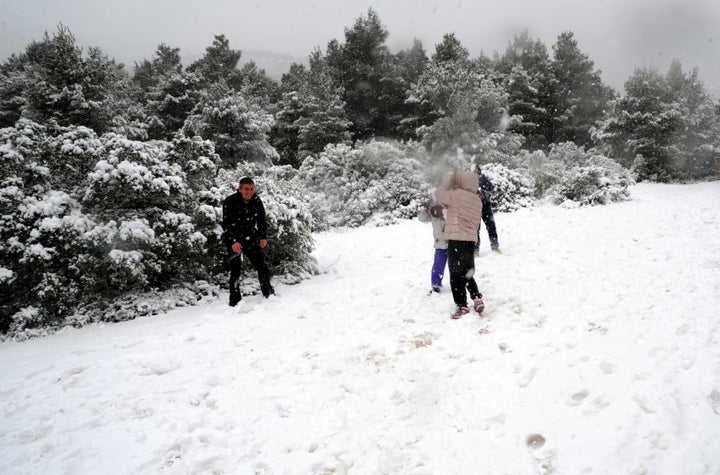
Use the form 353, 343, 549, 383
547, 142, 595, 167
299, 143, 371, 228
552, 162, 633, 206
465, 131, 525, 168
166, 133, 221, 193
0, 187, 90, 332
83, 133, 189, 212
545, 143, 633, 206
0, 122, 231, 336
517, 149, 565, 198
45, 125, 103, 197
148, 211, 211, 283
0, 119, 49, 185
6, 306, 39, 335
258, 173, 318, 282
1, 121, 53, 332
480, 163, 535, 212
299, 141, 432, 228
103, 249, 148, 292
362, 155, 432, 223
82, 134, 228, 289
62, 281, 220, 328
165, 133, 225, 275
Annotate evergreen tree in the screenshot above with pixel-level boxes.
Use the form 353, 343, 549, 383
0, 25, 140, 135
551, 32, 614, 147
273, 51, 351, 167
145, 71, 202, 140
0, 55, 30, 127
186, 35, 279, 107
408, 34, 509, 153
187, 35, 243, 89
132, 43, 183, 92
394, 39, 430, 139
237, 61, 280, 105
496, 30, 556, 150
503, 65, 543, 141
325, 8, 397, 140
595, 67, 681, 181
133, 44, 201, 140
665, 60, 720, 178
272, 88, 305, 167
182, 83, 278, 168
431, 33, 469, 63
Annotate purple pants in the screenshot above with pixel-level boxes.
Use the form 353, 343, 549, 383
431, 248, 448, 288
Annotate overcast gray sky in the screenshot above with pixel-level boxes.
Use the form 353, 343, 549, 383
1, 0, 719, 94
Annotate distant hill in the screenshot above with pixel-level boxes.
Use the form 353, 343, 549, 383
241, 50, 303, 79
179, 50, 303, 80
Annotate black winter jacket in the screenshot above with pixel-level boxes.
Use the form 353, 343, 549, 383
221, 192, 268, 251
477, 172, 495, 204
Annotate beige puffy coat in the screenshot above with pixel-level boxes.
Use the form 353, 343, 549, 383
434, 170, 483, 243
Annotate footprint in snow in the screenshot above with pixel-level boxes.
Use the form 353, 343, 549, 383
598, 360, 617, 374
568, 389, 590, 407
709, 389, 720, 415
526, 433, 546, 449
516, 367, 537, 388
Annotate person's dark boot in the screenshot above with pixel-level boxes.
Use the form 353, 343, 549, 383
261, 284, 275, 298
229, 290, 241, 307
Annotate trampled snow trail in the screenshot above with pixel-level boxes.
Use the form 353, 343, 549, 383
1, 182, 719, 474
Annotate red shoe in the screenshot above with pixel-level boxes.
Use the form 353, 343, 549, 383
452, 306, 470, 319
473, 297, 485, 314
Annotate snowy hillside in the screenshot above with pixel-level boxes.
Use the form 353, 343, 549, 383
1, 182, 719, 474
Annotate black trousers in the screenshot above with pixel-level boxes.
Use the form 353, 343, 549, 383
448, 240, 482, 307
228, 244, 272, 298
475, 200, 499, 251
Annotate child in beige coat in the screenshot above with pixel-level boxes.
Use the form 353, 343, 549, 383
434, 169, 485, 318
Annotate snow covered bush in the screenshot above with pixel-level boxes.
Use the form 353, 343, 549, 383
354, 141, 432, 223
0, 119, 48, 181
0, 121, 229, 336
552, 161, 633, 206
1, 120, 54, 332
479, 163, 535, 212
65, 281, 220, 329
1, 187, 91, 332
545, 143, 633, 206
166, 133, 221, 193
299, 141, 432, 228
82, 133, 226, 289
45, 125, 103, 197
517, 148, 566, 198
299, 143, 370, 229
83, 133, 189, 212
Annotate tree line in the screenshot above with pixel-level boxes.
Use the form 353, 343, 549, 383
1, 9, 717, 337
2, 9, 718, 179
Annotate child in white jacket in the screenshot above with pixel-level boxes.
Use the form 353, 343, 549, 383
418, 198, 448, 293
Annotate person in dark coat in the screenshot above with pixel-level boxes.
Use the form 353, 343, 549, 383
475, 168, 500, 254
221, 176, 274, 306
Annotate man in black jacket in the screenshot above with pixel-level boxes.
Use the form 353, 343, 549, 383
475, 169, 500, 254
222, 176, 274, 306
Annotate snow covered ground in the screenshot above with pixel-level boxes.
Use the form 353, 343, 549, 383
1, 182, 719, 475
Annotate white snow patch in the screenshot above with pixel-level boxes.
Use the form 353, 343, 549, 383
0, 182, 719, 474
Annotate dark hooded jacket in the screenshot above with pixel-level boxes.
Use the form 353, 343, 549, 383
221, 192, 268, 252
